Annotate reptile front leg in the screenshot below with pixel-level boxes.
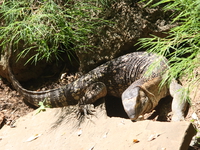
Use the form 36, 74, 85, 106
169, 79, 188, 121
78, 82, 107, 116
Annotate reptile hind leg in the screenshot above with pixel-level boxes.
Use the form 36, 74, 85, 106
170, 79, 188, 121
78, 82, 107, 117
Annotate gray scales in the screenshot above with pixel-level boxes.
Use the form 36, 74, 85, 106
8, 51, 188, 121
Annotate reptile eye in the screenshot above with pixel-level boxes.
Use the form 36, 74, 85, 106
144, 97, 148, 103
139, 96, 147, 104
136, 96, 141, 105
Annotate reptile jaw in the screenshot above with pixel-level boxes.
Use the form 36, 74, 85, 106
122, 98, 140, 120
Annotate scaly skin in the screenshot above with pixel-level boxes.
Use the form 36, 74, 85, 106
8, 51, 187, 121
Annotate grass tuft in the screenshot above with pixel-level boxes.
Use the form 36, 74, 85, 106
138, 0, 200, 92
0, 0, 110, 64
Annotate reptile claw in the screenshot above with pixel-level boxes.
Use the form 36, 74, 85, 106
78, 104, 96, 117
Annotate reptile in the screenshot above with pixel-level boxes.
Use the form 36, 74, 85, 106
7, 51, 188, 121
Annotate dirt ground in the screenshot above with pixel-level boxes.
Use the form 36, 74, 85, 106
0, 72, 199, 149
0, 79, 34, 128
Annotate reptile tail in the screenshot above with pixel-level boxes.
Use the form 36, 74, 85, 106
7, 53, 70, 107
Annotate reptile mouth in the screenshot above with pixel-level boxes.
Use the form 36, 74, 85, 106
122, 98, 140, 120
128, 113, 139, 121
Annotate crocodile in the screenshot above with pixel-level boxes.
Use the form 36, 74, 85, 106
8, 51, 187, 121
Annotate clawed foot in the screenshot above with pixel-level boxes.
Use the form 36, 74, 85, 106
78, 104, 96, 119
171, 114, 185, 121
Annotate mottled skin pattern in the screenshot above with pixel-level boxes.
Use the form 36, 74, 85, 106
8, 51, 187, 121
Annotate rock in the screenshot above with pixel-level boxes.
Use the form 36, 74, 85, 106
77, 1, 176, 72
0, 1, 177, 82
0, 42, 73, 82
190, 131, 200, 148
0, 108, 196, 150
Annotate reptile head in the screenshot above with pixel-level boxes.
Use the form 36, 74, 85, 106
122, 86, 149, 120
